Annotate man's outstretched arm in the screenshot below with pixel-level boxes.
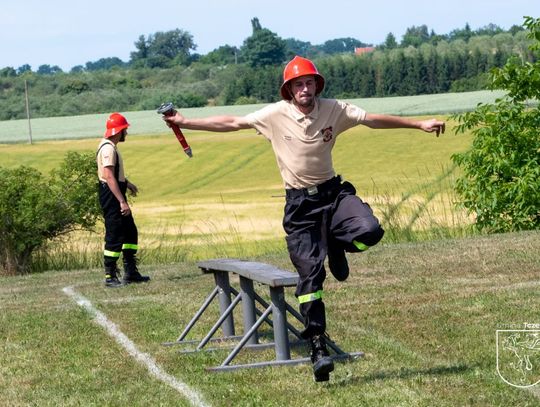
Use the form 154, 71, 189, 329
363, 113, 446, 137
163, 111, 252, 132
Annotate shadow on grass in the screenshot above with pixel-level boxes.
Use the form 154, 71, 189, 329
333, 363, 472, 386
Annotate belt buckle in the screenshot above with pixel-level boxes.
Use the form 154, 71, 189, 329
307, 186, 318, 196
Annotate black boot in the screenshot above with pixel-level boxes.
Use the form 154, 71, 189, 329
104, 263, 122, 288
328, 240, 349, 282
122, 254, 150, 284
310, 334, 334, 382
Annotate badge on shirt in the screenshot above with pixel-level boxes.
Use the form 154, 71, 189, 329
321, 126, 334, 142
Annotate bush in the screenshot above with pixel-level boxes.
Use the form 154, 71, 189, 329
234, 96, 259, 105
452, 17, 540, 233
0, 151, 101, 275
58, 79, 91, 95
137, 89, 206, 110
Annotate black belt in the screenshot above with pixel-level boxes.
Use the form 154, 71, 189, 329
285, 175, 342, 199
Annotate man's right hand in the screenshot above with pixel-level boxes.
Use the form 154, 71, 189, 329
163, 111, 184, 127
120, 201, 131, 216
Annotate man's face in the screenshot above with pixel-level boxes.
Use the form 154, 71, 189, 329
290, 75, 317, 108
119, 129, 127, 142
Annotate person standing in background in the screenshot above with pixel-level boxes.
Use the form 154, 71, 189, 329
96, 112, 150, 287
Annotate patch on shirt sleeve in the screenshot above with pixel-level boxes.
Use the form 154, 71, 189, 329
100, 145, 116, 166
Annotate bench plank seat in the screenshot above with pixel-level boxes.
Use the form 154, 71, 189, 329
198, 259, 298, 287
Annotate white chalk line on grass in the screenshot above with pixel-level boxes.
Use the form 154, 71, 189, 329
62, 286, 209, 407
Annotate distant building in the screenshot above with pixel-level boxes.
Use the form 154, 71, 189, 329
354, 47, 376, 56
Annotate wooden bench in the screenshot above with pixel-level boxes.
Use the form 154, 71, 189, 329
166, 258, 362, 371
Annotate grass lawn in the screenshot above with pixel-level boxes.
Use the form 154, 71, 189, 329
1, 231, 539, 406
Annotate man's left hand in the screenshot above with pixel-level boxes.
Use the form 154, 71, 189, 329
420, 119, 446, 137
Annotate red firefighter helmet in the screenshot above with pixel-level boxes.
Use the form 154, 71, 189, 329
280, 56, 325, 100
104, 112, 129, 138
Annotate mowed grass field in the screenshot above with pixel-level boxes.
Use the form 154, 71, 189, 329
1, 232, 540, 406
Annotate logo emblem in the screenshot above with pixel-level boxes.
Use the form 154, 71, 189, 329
496, 330, 540, 388
321, 126, 333, 142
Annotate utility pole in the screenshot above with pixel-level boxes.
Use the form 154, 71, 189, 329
24, 79, 33, 144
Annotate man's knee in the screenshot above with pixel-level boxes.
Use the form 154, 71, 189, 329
359, 225, 385, 246
348, 224, 384, 252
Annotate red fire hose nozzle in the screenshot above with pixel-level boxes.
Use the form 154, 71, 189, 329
157, 102, 193, 158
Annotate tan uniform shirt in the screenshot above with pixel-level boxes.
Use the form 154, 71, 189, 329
96, 139, 126, 183
245, 98, 367, 189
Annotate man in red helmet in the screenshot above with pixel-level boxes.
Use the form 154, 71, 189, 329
96, 112, 150, 287
163, 55, 445, 381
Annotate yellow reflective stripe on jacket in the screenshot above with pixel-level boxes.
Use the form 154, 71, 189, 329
104, 250, 121, 258
122, 243, 139, 250
353, 240, 369, 251
298, 290, 323, 304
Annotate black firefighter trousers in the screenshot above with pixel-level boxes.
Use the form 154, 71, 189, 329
99, 181, 138, 267
283, 176, 384, 339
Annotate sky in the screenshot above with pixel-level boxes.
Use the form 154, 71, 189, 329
2, 0, 540, 72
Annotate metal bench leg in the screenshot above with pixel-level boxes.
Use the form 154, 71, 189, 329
174, 285, 220, 342
220, 306, 273, 366
197, 294, 242, 350
270, 286, 290, 361
214, 270, 235, 337
253, 291, 304, 340
239, 276, 258, 345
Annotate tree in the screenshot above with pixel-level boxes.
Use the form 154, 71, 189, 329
509, 24, 525, 35
130, 29, 196, 68
70, 65, 85, 73
131, 35, 149, 61
240, 17, 286, 67
401, 25, 430, 47
36, 64, 63, 75
199, 45, 238, 65
0, 67, 17, 77
474, 23, 504, 36
429, 29, 446, 45
449, 23, 473, 42
381, 32, 398, 50
17, 64, 32, 74
284, 38, 314, 59
85, 57, 125, 71
452, 16, 540, 232
149, 29, 195, 60
320, 37, 368, 54
0, 152, 101, 275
